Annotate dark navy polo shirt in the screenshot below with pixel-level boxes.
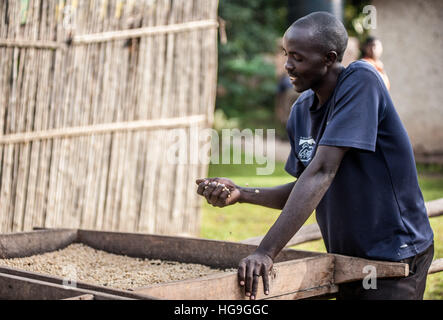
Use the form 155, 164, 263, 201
285, 60, 434, 261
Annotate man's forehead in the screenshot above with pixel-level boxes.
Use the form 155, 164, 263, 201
283, 26, 315, 50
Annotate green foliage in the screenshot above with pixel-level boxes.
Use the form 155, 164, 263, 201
217, 1, 288, 129
416, 163, 443, 175
344, 0, 371, 38
212, 109, 240, 134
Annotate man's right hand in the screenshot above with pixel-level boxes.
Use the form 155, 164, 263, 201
195, 178, 241, 207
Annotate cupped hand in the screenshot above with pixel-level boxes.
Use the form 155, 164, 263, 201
195, 177, 241, 207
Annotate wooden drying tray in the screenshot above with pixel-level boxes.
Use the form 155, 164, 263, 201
0, 228, 408, 300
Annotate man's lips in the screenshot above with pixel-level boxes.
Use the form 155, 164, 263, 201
289, 75, 298, 84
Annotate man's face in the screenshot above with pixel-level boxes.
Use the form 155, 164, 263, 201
282, 26, 328, 93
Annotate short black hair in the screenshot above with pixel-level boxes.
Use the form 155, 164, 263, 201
363, 36, 379, 47
289, 12, 348, 62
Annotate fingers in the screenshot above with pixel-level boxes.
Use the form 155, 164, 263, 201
211, 184, 232, 207
210, 183, 224, 203
215, 189, 230, 207
202, 180, 218, 199
251, 272, 259, 300
244, 263, 262, 300
262, 266, 270, 296
196, 179, 209, 195
196, 178, 231, 207
238, 256, 272, 300
245, 261, 254, 298
238, 260, 246, 288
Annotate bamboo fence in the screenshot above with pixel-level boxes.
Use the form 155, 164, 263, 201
0, 0, 219, 236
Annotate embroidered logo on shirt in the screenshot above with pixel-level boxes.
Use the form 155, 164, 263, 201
298, 137, 316, 163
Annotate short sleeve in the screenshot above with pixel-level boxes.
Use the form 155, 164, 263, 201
285, 147, 304, 178
319, 69, 384, 152
284, 107, 305, 178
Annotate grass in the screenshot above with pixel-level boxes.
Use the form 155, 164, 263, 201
199, 160, 443, 299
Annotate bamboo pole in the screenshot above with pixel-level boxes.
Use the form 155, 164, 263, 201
65, 0, 88, 229
176, 0, 195, 235
23, 0, 56, 231
81, 28, 104, 230
426, 198, 443, 218
90, 0, 118, 230
103, 0, 122, 231
84, 0, 107, 230
10, 0, 30, 232
42, 0, 69, 229
138, 0, 159, 232
118, 1, 140, 233
129, 1, 148, 233
0, 21, 218, 48
2, 2, 16, 231
48, 0, 76, 229
157, 0, 178, 235
184, 1, 204, 236
0, 115, 206, 144
71, 19, 218, 45
138, 0, 170, 234
0, 1, 8, 233
0, 39, 61, 50
429, 258, 443, 274
10, 0, 31, 232
73, 4, 94, 229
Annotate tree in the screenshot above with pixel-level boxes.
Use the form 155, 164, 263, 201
216, 1, 288, 135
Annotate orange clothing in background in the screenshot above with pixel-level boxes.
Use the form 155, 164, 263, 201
361, 57, 391, 90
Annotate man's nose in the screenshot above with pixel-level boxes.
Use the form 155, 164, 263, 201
284, 59, 294, 73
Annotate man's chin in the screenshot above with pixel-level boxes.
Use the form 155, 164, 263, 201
293, 85, 307, 93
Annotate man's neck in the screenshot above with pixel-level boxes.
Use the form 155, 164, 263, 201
312, 64, 344, 109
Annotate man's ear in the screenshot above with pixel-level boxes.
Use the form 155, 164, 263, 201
324, 51, 338, 66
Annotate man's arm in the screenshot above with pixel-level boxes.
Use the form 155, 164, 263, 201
196, 179, 296, 210
237, 145, 349, 299
238, 182, 296, 210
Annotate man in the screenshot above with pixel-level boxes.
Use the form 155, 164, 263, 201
196, 12, 434, 300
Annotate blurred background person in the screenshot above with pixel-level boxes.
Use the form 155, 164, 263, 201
361, 36, 391, 90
